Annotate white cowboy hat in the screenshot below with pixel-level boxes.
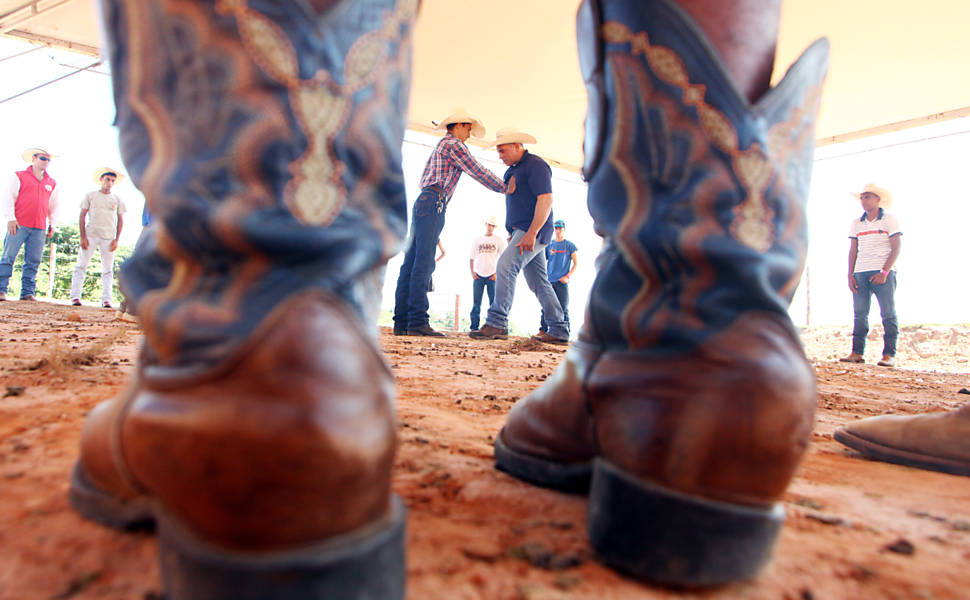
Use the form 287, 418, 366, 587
92, 166, 126, 185
21, 146, 56, 162
433, 107, 485, 138
484, 215, 498, 226
486, 128, 537, 148
851, 183, 893, 208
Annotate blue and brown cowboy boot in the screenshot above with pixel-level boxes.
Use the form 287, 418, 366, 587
68, 1, 416, 598
494, 0, 829, 587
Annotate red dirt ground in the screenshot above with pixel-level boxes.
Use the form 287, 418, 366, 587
1, 300, 969, 599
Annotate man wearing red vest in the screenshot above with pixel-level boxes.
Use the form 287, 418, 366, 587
1, 146, 59, 301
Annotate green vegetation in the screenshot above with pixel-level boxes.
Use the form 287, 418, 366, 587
378, 308, 531, 336
2, 224, 133, 304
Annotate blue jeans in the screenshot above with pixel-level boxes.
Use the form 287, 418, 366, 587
539, 280, 569, 334
0, 225, 46, 298
469, 275, 495, 330
851, 270, 898, 357
393, 188, 446, 329
486, 229, 567, 338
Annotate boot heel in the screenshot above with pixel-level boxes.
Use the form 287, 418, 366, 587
587, 459, 783, 587
157, 496, 406, 600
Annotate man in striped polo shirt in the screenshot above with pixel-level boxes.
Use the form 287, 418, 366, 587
840, 184, 902, 367
393, 108, 506, 337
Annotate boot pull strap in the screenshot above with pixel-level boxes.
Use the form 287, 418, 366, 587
578, 0, 607, 181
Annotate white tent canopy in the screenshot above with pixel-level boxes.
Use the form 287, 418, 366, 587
4, 0, 969, 170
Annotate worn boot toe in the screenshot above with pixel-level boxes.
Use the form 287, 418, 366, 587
834, 403, 970, 476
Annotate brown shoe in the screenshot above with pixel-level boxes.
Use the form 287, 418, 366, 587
839, 353, 864, 363
19, 295, 35, 301
834, 402, 970, 476
532, 331, 569, 346
406, 324, 444, 337
70, 293, 405, 596
469, 324, 508, 340
877, 355, 895, 367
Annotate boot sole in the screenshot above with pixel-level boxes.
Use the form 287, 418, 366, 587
159, 498, 406, 600
588, 459, 784, 587
69, 462, 407, 599
833, 429, 970, 476
493, 432, 592, 493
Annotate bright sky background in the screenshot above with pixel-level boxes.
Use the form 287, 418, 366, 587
1, 37, 967, 334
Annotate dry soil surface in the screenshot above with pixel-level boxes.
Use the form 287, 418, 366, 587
1, 300, 969, 600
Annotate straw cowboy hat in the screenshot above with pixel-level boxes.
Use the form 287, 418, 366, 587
484, 215, 498, 226
852, 183, 893, 208
92, 166, 126, 184
486, 128, 537, 148
433, 107, 485, 138
21, 146, 56, 162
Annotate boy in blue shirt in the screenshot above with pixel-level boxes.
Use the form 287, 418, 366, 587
539, 219, 578, 335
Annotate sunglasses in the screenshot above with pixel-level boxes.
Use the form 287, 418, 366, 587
34, 155, 50, 162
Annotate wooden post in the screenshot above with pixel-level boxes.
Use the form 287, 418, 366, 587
453, 294, 460, 332
47, 242, 56, 298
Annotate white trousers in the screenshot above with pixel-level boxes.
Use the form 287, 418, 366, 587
70, 236, 115, 303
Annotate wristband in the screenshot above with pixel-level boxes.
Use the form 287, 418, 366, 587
880, 269, 889, 275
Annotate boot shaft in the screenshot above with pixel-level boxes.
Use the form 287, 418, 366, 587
577, 0, 828, 353
103, 0, 418, 373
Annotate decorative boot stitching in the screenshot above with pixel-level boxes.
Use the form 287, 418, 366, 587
112, 0, 415, 367
218, 0, 417, 227
600, 21, 823, 348
602, 21, 822, 253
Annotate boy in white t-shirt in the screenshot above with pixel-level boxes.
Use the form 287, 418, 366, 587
468, 215, 507, 330
840, 184, 902, 367
70, 167, 126, 308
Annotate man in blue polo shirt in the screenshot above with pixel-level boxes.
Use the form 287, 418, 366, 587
539, 219, 578, 335
470, 129, 568, 345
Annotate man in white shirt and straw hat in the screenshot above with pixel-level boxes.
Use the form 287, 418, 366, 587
393, 107, 506, 337
468, 215, 507, 331
840, 183, 902, 367
470, 128, 568, 345
70, 167, 127, 308
0, 146, 59, 301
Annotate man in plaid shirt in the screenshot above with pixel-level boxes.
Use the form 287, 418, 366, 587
393, 108, 506, 336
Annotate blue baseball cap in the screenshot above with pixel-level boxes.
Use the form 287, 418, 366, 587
553, 219, 565, 228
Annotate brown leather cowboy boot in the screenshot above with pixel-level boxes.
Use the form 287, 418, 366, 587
834, 401, 970, 476
495, 0, 828, 587
69, 0, 417, 598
